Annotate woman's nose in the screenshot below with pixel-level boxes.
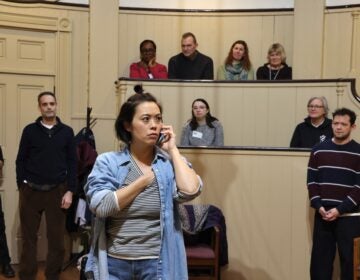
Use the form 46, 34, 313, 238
149, 118, 160, 127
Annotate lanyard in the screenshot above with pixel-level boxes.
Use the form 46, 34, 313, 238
269, 67, 280, 80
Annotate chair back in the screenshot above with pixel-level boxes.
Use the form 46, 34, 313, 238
184, 225, 220, 280
180, 204, 227, 280
354, 237, 360, 280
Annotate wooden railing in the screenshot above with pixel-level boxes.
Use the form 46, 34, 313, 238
116, 78, 360, 147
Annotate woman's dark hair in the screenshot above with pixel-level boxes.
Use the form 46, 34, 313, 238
189, 98, 218, 130
224, 40, 251, 71
139, 39, 156, 52
115, 90, 162, 144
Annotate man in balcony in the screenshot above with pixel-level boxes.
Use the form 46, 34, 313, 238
168, 32, 214, 80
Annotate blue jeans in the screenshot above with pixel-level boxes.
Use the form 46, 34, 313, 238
107, 255, 158, 280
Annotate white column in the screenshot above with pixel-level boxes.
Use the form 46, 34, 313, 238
292, 0, 325, 79
88, 0, 119, 151
89, 0, 119, 117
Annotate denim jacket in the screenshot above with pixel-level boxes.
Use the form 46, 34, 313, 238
84, 147, 202, 280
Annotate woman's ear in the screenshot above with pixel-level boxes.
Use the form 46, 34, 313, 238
124, 121, 132, 132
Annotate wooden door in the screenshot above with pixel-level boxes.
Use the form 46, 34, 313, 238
0, 73, 55, 263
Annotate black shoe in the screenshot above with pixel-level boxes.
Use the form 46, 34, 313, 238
2, 263, 15, 278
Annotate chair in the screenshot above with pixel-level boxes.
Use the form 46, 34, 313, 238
354, 237, 360, 280
180, 204, 227, 280
184, 225, 220, 280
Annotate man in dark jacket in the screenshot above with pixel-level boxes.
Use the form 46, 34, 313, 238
168, 32, 214, 80
16, 91, 77, 280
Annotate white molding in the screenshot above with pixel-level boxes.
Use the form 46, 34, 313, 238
0, 11, 72, 32
56, 0, 360, 9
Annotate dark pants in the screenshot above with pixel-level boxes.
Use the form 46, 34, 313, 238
0, 196, 11, 265
19, 184, 66, 280
310, 212, 360, 280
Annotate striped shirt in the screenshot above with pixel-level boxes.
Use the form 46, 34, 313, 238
307, 139, 360, 214
98, 155, 161, 259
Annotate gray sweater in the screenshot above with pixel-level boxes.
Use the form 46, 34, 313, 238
180, 120, 224, 146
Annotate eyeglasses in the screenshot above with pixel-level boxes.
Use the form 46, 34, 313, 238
307, 105, 324, 109
141, 48, 155, 53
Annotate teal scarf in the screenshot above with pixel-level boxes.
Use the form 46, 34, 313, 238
225, 62, 249, 80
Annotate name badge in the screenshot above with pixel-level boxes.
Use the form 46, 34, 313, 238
192, 131, 203, 139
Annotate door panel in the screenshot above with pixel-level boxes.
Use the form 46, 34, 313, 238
0, 27, 56, 75
0, 73, 54, 263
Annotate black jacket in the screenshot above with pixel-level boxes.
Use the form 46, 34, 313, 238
16, 117, 77, 191
290, 117, 333, 148
168, 51, 214, 79
256, 63, 292, 80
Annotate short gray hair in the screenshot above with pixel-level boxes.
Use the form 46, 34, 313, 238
307, 96, 329, 117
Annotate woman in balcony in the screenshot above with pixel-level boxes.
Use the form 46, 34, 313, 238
217, 40, 254, 80
180, 98, 224, 146
256, 43, 292, 80
129, 40, 168, 79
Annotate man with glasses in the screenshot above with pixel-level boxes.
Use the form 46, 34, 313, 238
307, 107, 360, 280
290, 96, 333, 148
168, 32, 214, 80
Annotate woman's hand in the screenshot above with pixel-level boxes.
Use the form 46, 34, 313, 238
158, 125, 177, 152
141, 169, 155, 187
148, 57, 156, 67
159, 125, 201, 195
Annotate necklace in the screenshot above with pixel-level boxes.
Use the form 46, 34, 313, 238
268, 67, 281, 80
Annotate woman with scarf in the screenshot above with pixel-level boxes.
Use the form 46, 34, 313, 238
217, 40, 254, 80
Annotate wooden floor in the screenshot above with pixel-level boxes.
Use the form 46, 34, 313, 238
0, 262, 79, 280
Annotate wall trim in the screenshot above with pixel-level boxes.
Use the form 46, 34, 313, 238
2, 0, 360, 12
0, 11, 72, 32
118, 78, 359, 102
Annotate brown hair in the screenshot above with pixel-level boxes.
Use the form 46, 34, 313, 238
224, 40, 251, 71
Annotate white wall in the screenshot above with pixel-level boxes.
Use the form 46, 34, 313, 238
60, 0, 360, 9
